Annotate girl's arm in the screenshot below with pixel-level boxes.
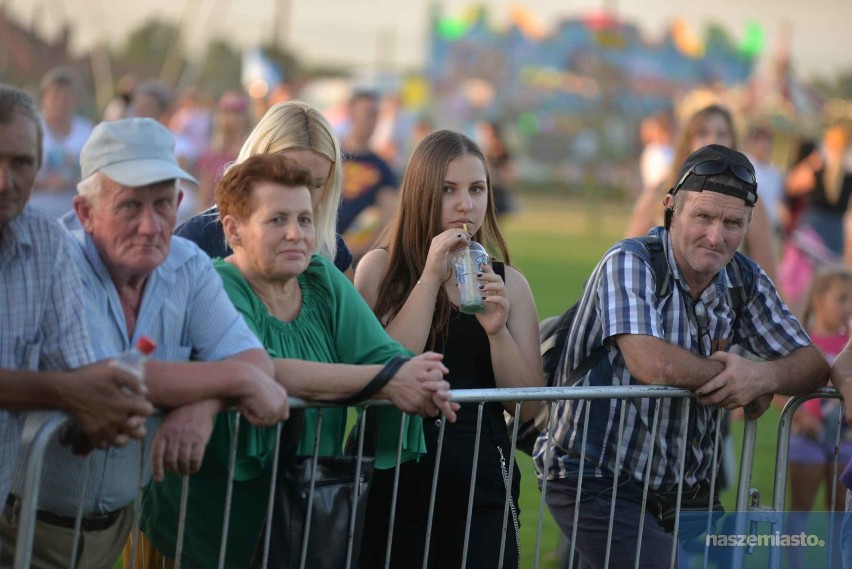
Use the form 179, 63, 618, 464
478, 264, 545, 421
356, 230, 469, 353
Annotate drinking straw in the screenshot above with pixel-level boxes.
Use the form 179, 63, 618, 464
461, 224, 476, 306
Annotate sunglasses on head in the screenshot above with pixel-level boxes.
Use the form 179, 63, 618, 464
672, 159, 757, 202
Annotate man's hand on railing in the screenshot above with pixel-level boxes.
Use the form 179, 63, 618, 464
150, 399, 219, 482
59, 361, 154, 452
235, 366, 290, 427
695, 351, 771, 410
743, 393, 773, 420
382, 352, 459, 422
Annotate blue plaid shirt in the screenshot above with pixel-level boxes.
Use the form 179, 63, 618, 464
533, 227, 811, 491
0, 208, 95, 506
11, 213, 263, 517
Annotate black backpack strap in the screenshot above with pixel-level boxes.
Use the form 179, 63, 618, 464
633, 235, 671, 298
565, 235, 672, 384
556, 235, 671, 385
726, 252, 757, 345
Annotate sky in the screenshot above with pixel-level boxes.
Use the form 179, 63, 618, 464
5, 0, 852, 81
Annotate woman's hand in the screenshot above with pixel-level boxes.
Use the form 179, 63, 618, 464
383, 352, 459, 422
420, 229, 471, 290
475, 264, 510, 336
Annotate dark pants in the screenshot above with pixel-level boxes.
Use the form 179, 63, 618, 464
361, 421, 520, 569
545, 475, 676, 569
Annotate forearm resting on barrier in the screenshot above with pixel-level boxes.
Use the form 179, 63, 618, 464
273, 355, 458, 420
614, 334, 724, 389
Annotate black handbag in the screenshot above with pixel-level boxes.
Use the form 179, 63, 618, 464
251, 356, 409, 569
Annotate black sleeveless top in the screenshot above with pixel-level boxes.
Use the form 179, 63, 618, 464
432, 261, 506, 428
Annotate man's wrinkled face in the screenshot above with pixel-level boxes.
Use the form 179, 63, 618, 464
666, 190, 751, 292
76, 178, 181, 281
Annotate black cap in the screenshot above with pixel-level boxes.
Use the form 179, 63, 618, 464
671, 144, 758, 206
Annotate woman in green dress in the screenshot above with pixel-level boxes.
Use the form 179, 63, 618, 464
137, 154, 458, 569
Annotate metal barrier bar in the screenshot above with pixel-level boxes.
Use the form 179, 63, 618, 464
770, 388, 844, 569
258, 423, 283, 568
11, 386, 777, 569
669, 397, 691, 566
634, 397, 663, 569
13, 413, 66, 569
498, 401, 522, 569
603, 397, 629, 569
422, 411, 446, 569
382, 412, 408, 569
68, 454, 91, 568
460, 402, 485, 569
536, 399, 560, 569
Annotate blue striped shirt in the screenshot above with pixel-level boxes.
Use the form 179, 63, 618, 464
11, 213, 263, 516
0, 208, 94, 506
533, 227, 811, 491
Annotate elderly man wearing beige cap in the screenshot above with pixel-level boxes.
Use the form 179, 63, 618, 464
0, 118, 289, 569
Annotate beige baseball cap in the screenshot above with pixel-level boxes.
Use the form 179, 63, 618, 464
80, 118, 197, 186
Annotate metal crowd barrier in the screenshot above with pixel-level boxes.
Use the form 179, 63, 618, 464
765, 387, 845, 569
10, 386, 834, 569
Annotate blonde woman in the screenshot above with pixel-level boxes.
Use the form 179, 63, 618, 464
175, 100, 354, 279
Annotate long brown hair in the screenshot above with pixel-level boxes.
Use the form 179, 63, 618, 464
372, 130, 511, 349
665, 105, 738, 189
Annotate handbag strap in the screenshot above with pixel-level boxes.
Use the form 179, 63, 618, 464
327, 355, 410, 406
279, 355, 411, 463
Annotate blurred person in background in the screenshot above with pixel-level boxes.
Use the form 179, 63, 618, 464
338, 90, 399, 263
779, 267, 852, 569
637, 112, 674, 199
784, 139, 818, 235
29, 66, 93, 220
194, 89, 252, 208
477, 120, 518, 218
129, 79, 199, 221
626, 104, 778, 281
167, 86, 213, 167
176, 100, 355, 279
372, 91, 415, 172
780, 127, 852, 314
786, 124, 852, 259
102, 74, 138, 122
745, 125, 786, 236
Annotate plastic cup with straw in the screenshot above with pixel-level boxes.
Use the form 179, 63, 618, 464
454, 223, 487, 313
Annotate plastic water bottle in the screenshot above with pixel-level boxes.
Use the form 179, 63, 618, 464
61, 336, 157, 454
112, 336, 157, 386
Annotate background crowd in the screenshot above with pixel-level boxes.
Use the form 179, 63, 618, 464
4, 41, 852, 567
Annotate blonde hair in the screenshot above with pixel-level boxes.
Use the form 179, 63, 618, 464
232, 100, 342, 263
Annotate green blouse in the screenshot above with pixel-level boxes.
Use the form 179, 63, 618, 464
140, 255, 425, 569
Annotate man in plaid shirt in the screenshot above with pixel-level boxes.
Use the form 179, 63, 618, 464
534, 145, 829, 568
0, 84, 152, 511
